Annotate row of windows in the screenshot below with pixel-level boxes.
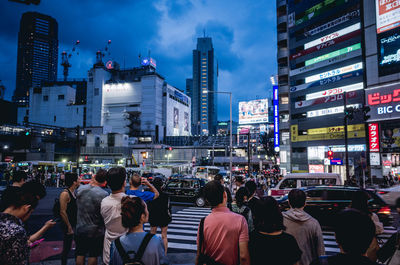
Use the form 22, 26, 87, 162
42, 94, 64, 101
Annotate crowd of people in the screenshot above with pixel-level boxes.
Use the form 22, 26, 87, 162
0, 169, 399, 265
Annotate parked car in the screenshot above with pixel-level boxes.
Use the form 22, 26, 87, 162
376, 185, 400, 206
164, 177, 208, 207
278, 186, 392, 227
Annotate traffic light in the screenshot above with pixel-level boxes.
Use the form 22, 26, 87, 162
344, 107, 354, 120
327, 150, 334, 160
363, 106, 371, 121
169, 147, 173, 151
25, 131, 30, 136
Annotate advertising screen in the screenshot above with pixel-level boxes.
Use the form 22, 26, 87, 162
376, 0, 400, 34
378, 28, 400, 76
273, 86, 279, 151
239, 99, 269, 125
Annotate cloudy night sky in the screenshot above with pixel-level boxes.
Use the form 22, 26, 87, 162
0, 0, 277, 121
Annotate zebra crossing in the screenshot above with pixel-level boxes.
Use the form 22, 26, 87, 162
145, 207, 398, 254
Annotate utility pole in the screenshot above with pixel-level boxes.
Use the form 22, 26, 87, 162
344, 92, 350, 182
76, 125, 80, 175
248, 131, 251, 176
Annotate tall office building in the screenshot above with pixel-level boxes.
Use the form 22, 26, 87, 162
190, 37, 218, 135
14, 12, 58, 105
276, 0, 396, 179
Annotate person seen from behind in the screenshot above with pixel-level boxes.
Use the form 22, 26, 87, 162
126, 173, 159, 202
249, 196, 301, 265
75, 168, 109, 265
109, 196, 168, 265
377, 197, 400, 264
0, 184, 39, 264
351, 190, 383, 262
282, 189, 325, 265
148, 177, 172, 254
0, 170, 27, 211
311, 209, 378, 265
214, 174, 232, 210
196, 180, 250, 265
101, 167, 129, 265
232, 187, 254, 233
59, 172, 79, 265
245, 180, 259, 220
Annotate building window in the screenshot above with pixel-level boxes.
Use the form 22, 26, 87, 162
58, 95, 64, 100
54, 115, 56, 122
281, 97, 289, 104
43, 95, 48, 101
94, 88, 99, 96
76, 108, 79, 114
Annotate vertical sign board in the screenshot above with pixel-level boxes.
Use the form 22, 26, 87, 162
368, 123, 380, 152
273, 85, 279, 151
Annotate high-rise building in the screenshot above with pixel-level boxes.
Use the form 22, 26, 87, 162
190, 37, 218, 135
276, 0, 394, 179
14, 12, 58, 106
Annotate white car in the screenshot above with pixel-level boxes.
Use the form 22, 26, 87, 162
377, 185, 400, 206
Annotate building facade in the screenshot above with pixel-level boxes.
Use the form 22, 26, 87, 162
14, 12, 58, 106
278, 0, 378, 180
189, 37, 218, 135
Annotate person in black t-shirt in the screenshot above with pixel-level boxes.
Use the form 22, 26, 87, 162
310, 209, 379, 265
0, 170, 27, 211
249, 196, 301, 265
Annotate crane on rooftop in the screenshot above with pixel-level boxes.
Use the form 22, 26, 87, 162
61, 40, 80, 81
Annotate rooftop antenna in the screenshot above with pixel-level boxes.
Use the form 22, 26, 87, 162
203, 28, 206, 37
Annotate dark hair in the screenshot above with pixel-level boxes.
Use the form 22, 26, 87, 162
254, 196, 285, 233
130, 174, 141, 188
121, 196, 146, 228
22, 182, 46, 199
9, 186, 39, 209
288, 189, 306, 208
214, 174, 223, 182
204, 180, 224, 207
95, 169, 107, 183
245, 181, 257, 196
13, 170, 27, 183
235, 176, 244, 184
235, 187, 248, 208
107, 167, 126, 191
152, 177, 163, 193
334, 209, 375, 255
351, 190, 370, 216
396, 197, 400, 209
65, 172, 78, 188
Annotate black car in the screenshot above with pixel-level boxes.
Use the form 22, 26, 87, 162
164, 177, 208, 207
278, 186, 393, 227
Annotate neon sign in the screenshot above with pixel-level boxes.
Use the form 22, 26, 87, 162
307, 104, 360, 118
305, 62, 362, 84
306, 83, 363, 100
305, 43, 361, 66
368, 88, 400, 105
296, 91, 357, 109
273, 86, 279, 152
304, 23, 361, 49
368, 123, 380, 152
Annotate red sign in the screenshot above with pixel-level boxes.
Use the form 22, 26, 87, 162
368, 88, 400, 105
368, 123, 380, 152
290, 29, 360, 60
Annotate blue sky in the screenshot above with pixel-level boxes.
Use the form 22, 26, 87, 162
0, 0, 277, 121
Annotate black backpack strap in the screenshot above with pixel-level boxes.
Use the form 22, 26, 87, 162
114, 237, 131, 264
199, 217, 206, 253
134, 232, 155, 262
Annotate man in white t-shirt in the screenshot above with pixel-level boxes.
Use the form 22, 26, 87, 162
101, 167, 129, 265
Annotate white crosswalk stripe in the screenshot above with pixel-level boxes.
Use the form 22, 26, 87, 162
145, 207, 398, 254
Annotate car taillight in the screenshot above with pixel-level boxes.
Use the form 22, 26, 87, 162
378, 191, 389, 195
378, 206, 391, 215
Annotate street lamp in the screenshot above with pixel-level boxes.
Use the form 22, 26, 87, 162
203, 90, 233, 191
3, 145, 8, 150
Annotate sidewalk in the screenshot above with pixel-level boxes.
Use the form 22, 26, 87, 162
31, 253, 196, 265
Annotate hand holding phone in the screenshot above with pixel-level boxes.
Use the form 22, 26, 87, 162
29, 238, 44, 248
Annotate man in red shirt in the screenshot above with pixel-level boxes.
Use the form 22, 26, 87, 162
196, 180, 250, 265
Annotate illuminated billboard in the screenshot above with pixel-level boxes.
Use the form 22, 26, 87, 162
376, 0, 400, 34
378, 28, 400, 76
239, 99, 269, 125
305, 83, 363, 100
366, 83, 400, 121
305, 62, 362, 84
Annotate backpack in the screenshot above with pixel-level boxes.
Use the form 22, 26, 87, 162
114, 233, 154, 265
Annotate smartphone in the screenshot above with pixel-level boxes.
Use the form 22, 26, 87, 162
29, 238, 44, 248
53, 217, 61, 223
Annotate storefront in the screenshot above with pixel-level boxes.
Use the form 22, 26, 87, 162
366, 82, 400, 178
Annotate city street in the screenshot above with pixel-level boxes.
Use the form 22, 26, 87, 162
20, 187, 399, 264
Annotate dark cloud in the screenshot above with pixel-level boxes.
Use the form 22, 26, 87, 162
0, 0, 276, 122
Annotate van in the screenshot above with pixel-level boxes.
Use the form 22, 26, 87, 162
269, 173, 342, 198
